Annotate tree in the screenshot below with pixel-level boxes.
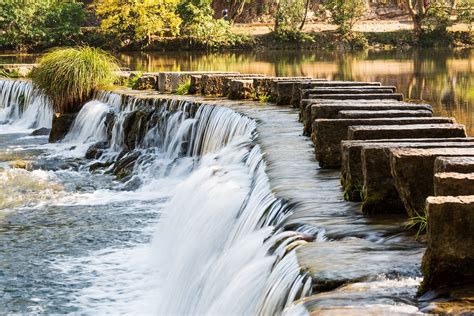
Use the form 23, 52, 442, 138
95, 0, 182, 44
323, 0, 365, 35
274, 0, 306, 33
0, 0, 84, 51
400, 0, 457, 35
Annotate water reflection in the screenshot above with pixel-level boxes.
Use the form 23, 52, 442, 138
1, 49, 472, 135
118, 49, 473, 135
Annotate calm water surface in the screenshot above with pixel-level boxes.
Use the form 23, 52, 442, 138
119, 49, 474, 135
2, 49, 472, 134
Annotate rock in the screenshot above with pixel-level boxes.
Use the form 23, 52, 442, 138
338, 109, 432, 119
308, 93, 404, 101
228, 79, 254, 99
88, 161, 113, 172
49, 113, 77, 143
434, 172, 474, 196
112, 151, 141, 180
389, 148, 474, 216
122, 175, 143, 191
421, 196, 474, 293
360, 141, 474, 214
188, 75, 202, 94
9, 160, 31, 169
313, 117, 457, 169
305, 87, 397, 97
31, 127, 50, 136
340, 138, 474, 203
114, 71, 131, 85
122, 110, 150, 150
434, 156, 474, 174
201, 74, 263, 96
85, 141, 109, 159
301, 101, 432, 136
132, 75, 157, 90
348, 123, 467, 141
297, 239, 423, 291
0, 64, 37, 77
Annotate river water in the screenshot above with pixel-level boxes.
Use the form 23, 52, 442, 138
0, 48, 471, 314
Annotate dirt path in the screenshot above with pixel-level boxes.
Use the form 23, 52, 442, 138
233, 20, 471, 35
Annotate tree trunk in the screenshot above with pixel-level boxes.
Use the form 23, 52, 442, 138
299, 0, 311, 30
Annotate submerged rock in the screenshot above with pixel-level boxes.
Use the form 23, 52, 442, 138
31, 127, 50, 136
112, 151, 141, 180
85, 141, 109, 159
49, 113, 77, 143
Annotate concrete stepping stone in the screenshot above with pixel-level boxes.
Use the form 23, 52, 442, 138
434, 156, 474, 173
338, 109, 432, 119
339, 138, 474, 204
201, 73, 265, 95
228, 79, 254, 100
348, 123, 466, 140
389, 148, 474, 216
359, 140, 474, 214
434, 172, 474, 196
421, 195, 474, 292
158, 71, 240, 92
300, 86, 397, 99
308, 93, 404, 101
313, 117, 458, 168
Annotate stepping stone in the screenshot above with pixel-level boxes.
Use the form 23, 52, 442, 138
253, 77, 314, 101
297, 239, 422, 291
308, 93, 404, 101
301, 86, 397, 99
434, 156, 474, 173
228, 79, 254, 100
348, 123, 467, 140
158, 71, 239, 92
271, 79, 317, 105
201, 74, 264, 95
339, 138, 474, 204
313, 117, 458, 168
389, 148, 474, 216
359, 140, 474, 214
300, 102, 432, 136
338, 109, 432, 119
421, 195, 474, 292
434, 172, 474, 196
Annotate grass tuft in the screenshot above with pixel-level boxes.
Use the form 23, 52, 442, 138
406, 209, 428, 240
30, 46, 121, 113
175, 80, 191, 95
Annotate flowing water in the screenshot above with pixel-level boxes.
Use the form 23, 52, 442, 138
0, 81, 317, 314
0, 78, 430, 314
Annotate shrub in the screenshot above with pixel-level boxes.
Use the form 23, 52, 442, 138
274, 0, 307, 33
0, 0, 85, 51
95, 0, 182, 46
323, 0, 365, 35
175, 80, 191, 95
30, 47, 121, 113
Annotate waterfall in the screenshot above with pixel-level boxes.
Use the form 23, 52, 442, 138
86, 91, 315, 315
0, 79, 53, 131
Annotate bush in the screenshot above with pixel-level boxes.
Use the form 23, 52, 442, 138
0, 0, 85, 51
274, 0, 306, 33
323, 0, 365, 35
30, 47, 121, 113
175, 80, 191, 95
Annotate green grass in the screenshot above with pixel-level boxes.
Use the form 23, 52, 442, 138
127, 72, 142, 88
406, 209, 428, 240
0, 69, 20, 79
30, 46, 121, 113
175, 80, 191, 95
258, 93, 271, 103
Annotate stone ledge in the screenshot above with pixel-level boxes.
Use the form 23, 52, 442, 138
338, 109, 432, 119
434, 156, 474, 174
434, 172, 474, 196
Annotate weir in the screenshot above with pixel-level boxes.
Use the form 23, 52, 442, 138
0, 75, 473, 314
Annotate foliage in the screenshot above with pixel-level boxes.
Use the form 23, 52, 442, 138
0, 0, 85, 51
127, 72, 143, 88
30, 47, 121, 113
273, 29, 314, 44
0, 69, 20, 79
95, 0, 182, 45
274, 0, 306, 33
258, 93, 271, 103
175, 79, 191, 95
457, 0, 474, 31
406, 209, 428, 240
323, 0, 365, 35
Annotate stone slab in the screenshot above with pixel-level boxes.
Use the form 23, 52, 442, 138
339, 138, 474, 203
359, 140, 474, 214
308, 93, 404, 101
157, 71, 239, 92
201, 74, 264, 95
348, 123, 467, 141
338, 109, 433, 119
389, 148, 474, 216
434, 156, 474, 174
228, 79, 254, 100
313, 117, 457, 168
301, 86, 397, 99
421, 195, 474, 292
301, 102, 432, 136
434, 172, 474, 196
